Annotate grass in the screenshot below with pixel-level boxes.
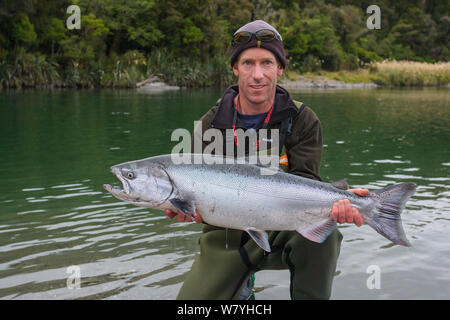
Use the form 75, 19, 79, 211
283, 60, 450, 87
284, 69, 375, 84
369, 60, 450, 86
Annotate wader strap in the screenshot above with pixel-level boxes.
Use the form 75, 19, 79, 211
232, 269, 253, 299
240, 231, 250, 246
239, 246, 259, 271
239, 232, 259, 271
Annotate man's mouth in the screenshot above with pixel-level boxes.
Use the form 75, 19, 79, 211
249, 84, 266, 89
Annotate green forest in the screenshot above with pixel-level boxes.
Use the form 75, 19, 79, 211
0, 0, 449, 88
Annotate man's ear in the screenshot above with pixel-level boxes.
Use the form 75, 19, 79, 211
233, 63, 239, 77
277, 64, 284, 77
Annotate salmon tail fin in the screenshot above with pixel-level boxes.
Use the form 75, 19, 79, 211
366, 182, 416, 247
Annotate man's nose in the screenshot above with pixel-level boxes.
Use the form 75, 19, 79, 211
252, 64, 264, 80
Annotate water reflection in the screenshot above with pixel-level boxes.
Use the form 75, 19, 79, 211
0, 88, 449, 299
0, 175, 202, 299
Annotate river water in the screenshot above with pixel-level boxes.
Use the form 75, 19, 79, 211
0, 87, 448, 299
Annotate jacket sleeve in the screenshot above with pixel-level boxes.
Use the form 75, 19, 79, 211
286, 106, 323, 181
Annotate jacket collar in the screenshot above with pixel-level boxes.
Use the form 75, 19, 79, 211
211, 84, 299, 129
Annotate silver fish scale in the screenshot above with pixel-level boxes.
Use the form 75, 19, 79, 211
153, 155, 371, 232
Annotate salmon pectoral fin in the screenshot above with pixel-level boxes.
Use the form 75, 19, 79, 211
245, 227, 271, 253
169, 198, 197, 218
298, 218, 337, 243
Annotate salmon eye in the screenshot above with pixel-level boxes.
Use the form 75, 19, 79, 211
123, 171, 136, 179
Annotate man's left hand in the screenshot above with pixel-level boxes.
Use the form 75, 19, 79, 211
331, 188, 369, 227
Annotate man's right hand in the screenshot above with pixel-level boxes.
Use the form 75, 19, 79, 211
165, 209, 203, 224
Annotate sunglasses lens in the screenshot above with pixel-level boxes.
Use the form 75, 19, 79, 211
233, 31, 252, 44
256, 29, 276, 41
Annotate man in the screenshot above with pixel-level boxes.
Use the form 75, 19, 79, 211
166, 20, 368, 300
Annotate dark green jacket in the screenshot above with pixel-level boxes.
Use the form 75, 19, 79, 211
192, 84, 323, 181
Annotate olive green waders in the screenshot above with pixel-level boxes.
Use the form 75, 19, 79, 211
177, 224, 342, 300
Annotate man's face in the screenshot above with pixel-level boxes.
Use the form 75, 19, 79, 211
233, 47, 284, 107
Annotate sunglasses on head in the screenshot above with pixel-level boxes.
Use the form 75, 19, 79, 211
232, 29, 282, 45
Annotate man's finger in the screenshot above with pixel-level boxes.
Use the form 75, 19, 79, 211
331, 202, 339, 221
353, 208, 364, 227
345, 201, 354, 224
194, 209, 203, 223
195, 214, 203, 224
177, 212, 186, 222
165, 209, 177, 219
184, 212, 195, 222
348, 188, 369, 197
338, 200, 346, 223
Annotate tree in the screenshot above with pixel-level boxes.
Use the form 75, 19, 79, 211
182, 18, 204, 56
12, 14, 37, 47
390, 7, 437, 61
43, 18, 67, 56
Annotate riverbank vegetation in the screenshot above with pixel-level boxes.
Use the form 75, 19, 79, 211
369, 61, 450, 86
0, 0, 448, 89
286, 61, 450, 86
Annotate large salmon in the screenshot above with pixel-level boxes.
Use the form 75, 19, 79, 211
103, 154, 416, 251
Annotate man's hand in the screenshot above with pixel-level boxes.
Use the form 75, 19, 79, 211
165, 209, 203, 224
331, 188, 369, 227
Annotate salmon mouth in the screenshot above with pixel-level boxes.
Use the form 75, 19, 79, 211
103, 183, 128, 201
103, 167, 131, 199
103, 170, 157, 207
103, 183, 123, 192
